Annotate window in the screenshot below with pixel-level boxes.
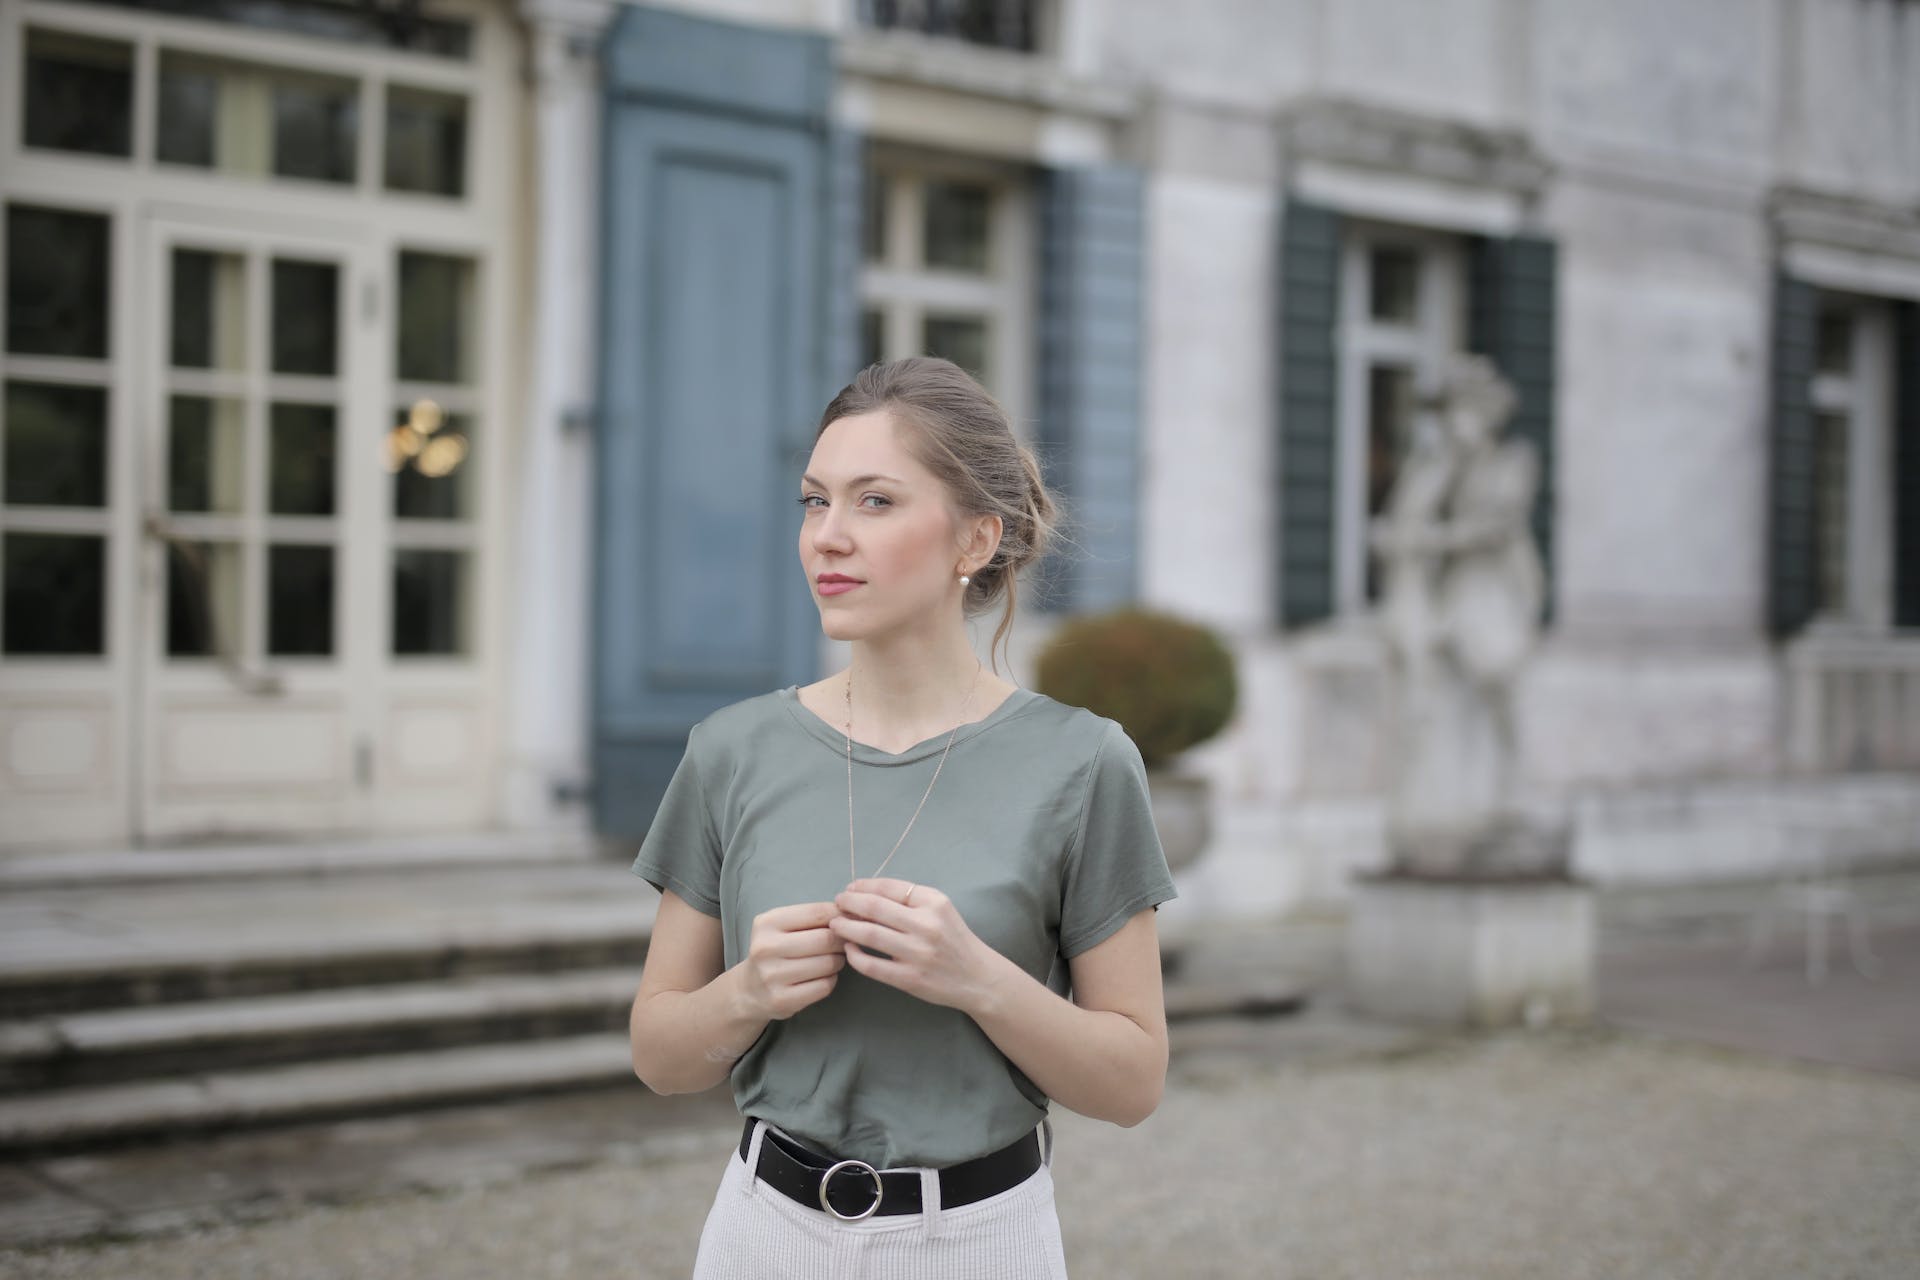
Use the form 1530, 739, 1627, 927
389, 250, 479, 656
159, 243, 347, 660
2, 203, 113, 656
16, 20, 469, 202
157, 51, 359, 185
63, 0, 471, 59
1338, 226, 1465, 610
1807, 293, 1896, 630
857, 0, 1041, 53
858, 150, 1031, 422
23, 27, 133, 158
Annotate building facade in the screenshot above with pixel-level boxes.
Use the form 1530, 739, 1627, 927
3, 0, 1917, 921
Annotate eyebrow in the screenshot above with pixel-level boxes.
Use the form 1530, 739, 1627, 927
800, 472, 906, 488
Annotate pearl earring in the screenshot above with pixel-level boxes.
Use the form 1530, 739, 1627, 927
959, 573, 970, 586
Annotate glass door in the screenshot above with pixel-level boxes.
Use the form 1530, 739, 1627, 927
135, 212, 382, 839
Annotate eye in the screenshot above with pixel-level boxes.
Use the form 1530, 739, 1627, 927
860, 494, 891, 509
797, 495, 824, 509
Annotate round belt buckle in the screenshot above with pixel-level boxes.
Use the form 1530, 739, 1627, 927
818, 1158, 884, 1221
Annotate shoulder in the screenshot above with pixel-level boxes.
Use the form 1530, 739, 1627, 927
684, 688, 791, 765
1007, 691, 1133, 770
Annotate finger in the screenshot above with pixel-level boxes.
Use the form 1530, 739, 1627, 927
775, 952, 845, 983
827, 915, 906, 952
846, 878, 917, 904
768, 925, 844, 957
786, 973, 838, 1006
834, 890, 916, 929
759, 901, 841, 930
840, 940, 910, 987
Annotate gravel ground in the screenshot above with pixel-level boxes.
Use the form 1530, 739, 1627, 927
7, 1023, 1918, 1280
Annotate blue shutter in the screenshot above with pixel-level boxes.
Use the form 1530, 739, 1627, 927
1767, 273, 1820, 638
1468, 233, 1559, 627
822, 125, 865, 397
1894, 301, 1920, 630
1276, 198, 1341, 628
1035, 164, 1145, 612
593, 5, 833, 838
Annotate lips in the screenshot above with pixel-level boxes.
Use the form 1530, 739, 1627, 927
816, 574, 863, 596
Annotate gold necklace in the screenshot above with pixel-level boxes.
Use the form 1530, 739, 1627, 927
845, 659, 984, 883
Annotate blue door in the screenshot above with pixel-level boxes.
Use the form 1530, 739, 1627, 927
593, 5, 833, 837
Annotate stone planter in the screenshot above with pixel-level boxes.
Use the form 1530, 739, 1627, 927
1144, 768, 1211, 876
1345, 871, 1597, 1028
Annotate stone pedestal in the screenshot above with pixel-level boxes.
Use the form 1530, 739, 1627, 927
1345, 872, 1597, 1028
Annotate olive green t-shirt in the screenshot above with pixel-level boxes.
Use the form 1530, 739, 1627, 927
629, 683, 1178, 1169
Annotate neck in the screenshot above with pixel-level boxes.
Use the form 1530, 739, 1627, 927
845, 623, 986, 730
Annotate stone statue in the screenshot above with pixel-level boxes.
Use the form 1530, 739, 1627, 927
1366, 353, 1565, 879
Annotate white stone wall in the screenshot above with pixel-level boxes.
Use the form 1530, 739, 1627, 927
519, 0, 1920, 906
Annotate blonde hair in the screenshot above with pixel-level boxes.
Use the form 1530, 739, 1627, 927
814, 356, 1063, 675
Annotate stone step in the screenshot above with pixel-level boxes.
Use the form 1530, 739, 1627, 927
0, 1032, 640, 1155
0, 968, 642, 1091
0, 972, 1314, 1156
0, 897, 650, 1019
0, 831, 602, 891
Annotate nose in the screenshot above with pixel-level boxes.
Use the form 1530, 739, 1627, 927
809, 500, 853, 553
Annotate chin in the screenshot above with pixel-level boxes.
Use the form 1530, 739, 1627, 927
817, 613, 866, 642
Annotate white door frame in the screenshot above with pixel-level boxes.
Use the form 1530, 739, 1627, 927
135, 206, 385, 839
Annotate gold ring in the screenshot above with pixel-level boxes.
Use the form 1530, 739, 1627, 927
904, 883, 916, 907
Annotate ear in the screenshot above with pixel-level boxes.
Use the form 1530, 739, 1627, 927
959, 511, 1003, 570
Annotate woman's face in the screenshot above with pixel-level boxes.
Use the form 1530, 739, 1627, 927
798, 409, 981, 642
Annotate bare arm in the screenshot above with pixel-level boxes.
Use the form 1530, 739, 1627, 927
830, 880, 1168, 1127
629, 890, 845, 1095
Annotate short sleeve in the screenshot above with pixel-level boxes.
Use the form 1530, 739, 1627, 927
629, 723, 723, 917
1059, 719, 1180, 959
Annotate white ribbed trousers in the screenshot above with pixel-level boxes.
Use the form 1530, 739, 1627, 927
689, 1118, 1071, 1280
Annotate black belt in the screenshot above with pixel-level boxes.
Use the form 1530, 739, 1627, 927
739, 1117, 1043, 1221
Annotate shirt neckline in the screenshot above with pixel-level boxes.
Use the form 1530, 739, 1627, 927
778, 683, 1040, 766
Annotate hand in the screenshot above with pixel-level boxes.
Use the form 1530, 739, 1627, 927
829, 878, 1008, 1014
734, 902, 846, 1022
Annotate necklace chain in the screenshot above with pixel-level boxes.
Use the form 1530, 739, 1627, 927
846, 659, 984, 884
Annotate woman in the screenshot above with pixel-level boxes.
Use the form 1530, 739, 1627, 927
628, 356, 1177, 1278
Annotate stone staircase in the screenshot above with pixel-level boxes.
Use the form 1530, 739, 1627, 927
0, 835, 1307, 1156
0, 836, 652, 1154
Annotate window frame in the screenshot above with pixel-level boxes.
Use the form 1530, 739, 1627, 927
1335, 220, 1466, 617
857, 144, 1035, 439
1806, 291, 1897, 635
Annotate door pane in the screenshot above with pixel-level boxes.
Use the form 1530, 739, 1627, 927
923, 179, 991, 273
1365, 363, 1417, 601
4, 532, 104, 655
863, 171, 887, 263
861, 308, 883, 369
155, 54, 218, 168
396, 251, 476, 384
384, 85, 467, 197
271, 258, 339, 376
268, 543, 333, 655
1814, 409, 1849, 615
171, 249, 247, 370
391, 404, 471, 519
6, 205, 110, 358
269, 402, 337, 515
5, 381, 108, 507
923, 313, 988, 382
1369, 246, 1420, 324
24, 27, 133, 158
273, 73, 358, 183
165, 538, 242, 658
393, 548, 468, 655
168, 395, 246, 514
1817, 303, 1853, 377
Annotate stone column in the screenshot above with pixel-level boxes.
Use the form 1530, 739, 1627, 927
502, 0, 615, 837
